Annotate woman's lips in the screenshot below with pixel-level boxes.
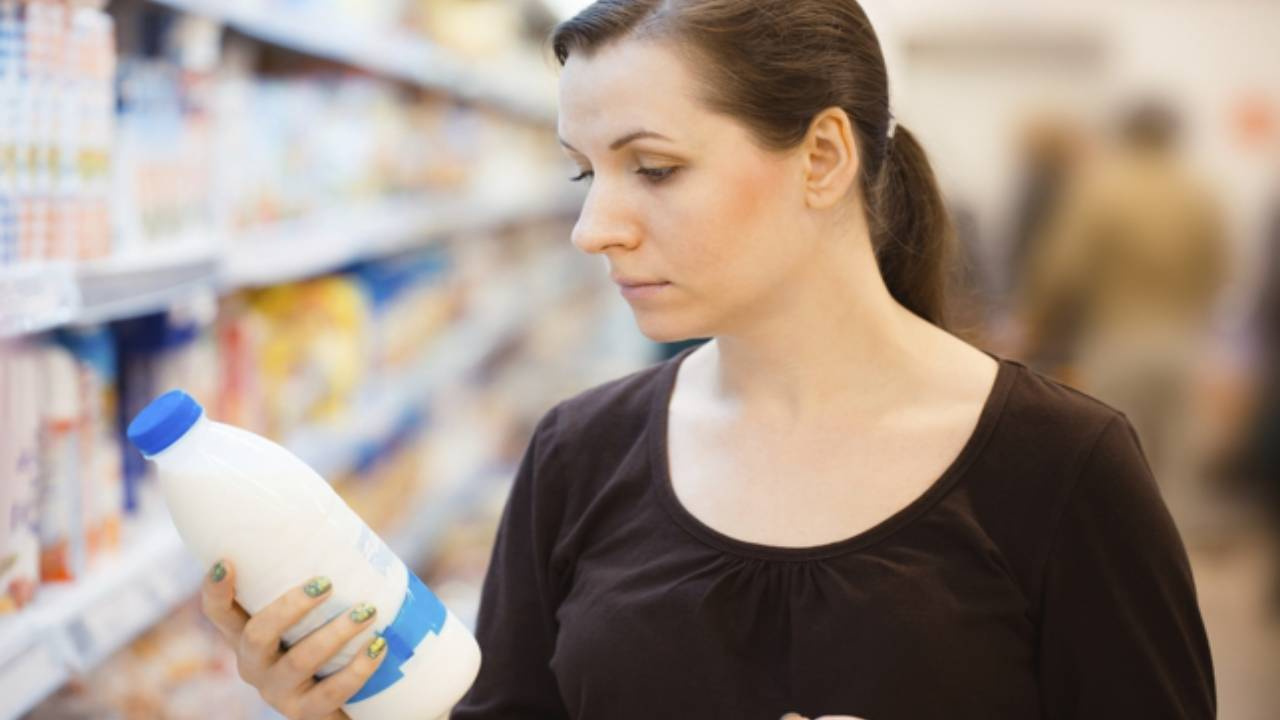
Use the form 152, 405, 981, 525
617, 281, 671, 301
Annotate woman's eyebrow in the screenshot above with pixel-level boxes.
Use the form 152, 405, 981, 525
558, 129, 675, 153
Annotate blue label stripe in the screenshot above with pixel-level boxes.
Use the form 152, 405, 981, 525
348, 570, 447, 704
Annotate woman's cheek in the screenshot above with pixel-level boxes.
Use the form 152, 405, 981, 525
692, 173, 768, 263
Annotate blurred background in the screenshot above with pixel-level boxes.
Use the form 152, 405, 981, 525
0, 0, 1277, 718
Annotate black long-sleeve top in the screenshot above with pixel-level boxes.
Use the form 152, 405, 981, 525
451, 349, 1216, 719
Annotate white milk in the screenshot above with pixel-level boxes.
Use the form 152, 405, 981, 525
128, 390, 480, 720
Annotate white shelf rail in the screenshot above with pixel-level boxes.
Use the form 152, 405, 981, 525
147, 0, 557, 124
0, 263, 80, 340
0, 188, 584, 337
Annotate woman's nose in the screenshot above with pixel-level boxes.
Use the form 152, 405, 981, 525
570, 185, 641, 254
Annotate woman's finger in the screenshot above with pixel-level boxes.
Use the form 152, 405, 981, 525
270, 600, 380, 688
200, 559, 248, 643
239, 576, 335, 679
297, 634, 391, 717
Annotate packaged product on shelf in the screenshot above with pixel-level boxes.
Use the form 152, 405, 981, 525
212, 293, 269, 434
0, 342, 41, 611
113, 55, 215, 255
115, 304, 218, 513
393, 95, 471, 192
110, 2, 215, 257
100, 0, 564, 264
0, 2, 18, 265
13, 0, 48, 261
245, 274, 367, 438
55, 325, 123, 557
36, 340, 85, 582
462, 107, 563, 200
0, 0, 116, 264
127, 390, 482, 720
64, 5, 115, 260
334, 409, 431, 533
408, 0, 531, 60
219, 256, 464, 447
0, 172, 14, 265
212, 75, 477, 230
352, 249, 459, 374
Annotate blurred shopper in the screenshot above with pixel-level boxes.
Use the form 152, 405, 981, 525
1008, 116, 1089, 295
1016, 100, 1230, 530
1234, 185, 1280, 609
1005, 116, 1088, 373
1255, 188, 1280, 483
1259, 192, 1280, 610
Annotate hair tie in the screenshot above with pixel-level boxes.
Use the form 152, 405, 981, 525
886, 113, 898, 141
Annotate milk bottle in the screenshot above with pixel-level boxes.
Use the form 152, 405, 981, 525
127, 390, 481, 720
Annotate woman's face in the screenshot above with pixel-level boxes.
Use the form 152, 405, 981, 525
558, 39, 819, 343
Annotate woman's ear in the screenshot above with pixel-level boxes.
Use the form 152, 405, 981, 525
801, 107, 861, 210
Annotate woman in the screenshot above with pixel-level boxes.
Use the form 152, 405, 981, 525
199, 2, 1216, 718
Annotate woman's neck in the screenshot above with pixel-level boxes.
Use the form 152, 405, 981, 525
689, 240, 958, 429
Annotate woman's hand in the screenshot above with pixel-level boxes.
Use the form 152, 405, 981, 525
200, 559, 389, 720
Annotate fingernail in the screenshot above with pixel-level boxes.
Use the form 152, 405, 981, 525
367, 636, 387, 659
349, 603, 377, 623
303, 576, 332, 598
209, 561, 226, 583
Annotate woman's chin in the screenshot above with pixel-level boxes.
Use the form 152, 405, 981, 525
633, 313, 707, 345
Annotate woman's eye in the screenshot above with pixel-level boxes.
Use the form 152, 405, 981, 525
569, 170, 594, 183
637, 167, 678, 183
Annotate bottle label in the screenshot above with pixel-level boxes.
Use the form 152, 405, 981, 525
347, 570, 447, 704
356, 524, 397, 578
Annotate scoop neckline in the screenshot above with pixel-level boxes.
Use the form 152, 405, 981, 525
649, 343, 1019, 561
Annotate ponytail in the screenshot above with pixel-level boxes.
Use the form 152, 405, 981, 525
869, 123, 955, 329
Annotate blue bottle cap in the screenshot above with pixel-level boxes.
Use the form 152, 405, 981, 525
127, 390, 204, 457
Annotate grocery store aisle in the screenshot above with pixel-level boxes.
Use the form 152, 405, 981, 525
1180, 504, 1280, 720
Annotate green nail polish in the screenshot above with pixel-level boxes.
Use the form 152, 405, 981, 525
209, 562, 226, 583
368, 636, 387, 659
349, 603, 376, 623
303, 576, 332, 598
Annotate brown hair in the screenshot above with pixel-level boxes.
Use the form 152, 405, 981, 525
552, 0, 955, 328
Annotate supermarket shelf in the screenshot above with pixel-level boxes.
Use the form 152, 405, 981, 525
382, 251, 594, 567
283, 298, 521, 480
0, 251, 586, 718
386, 461, 513, 572
0, 263, 80, 339
0, 517, 199, 720
286, 247, 580, 480
146, 0, 557, 124
74, 247, 221, 326
3, 248, 220, 336
222, 202, 431, 290
1, 188, 584, 339
222, 188, 583, 290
